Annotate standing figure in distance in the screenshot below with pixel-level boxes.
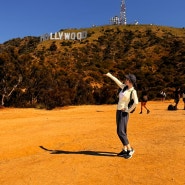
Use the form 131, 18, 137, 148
182, 89, 185, 110
174, 87, 181, 110
139, 89, 150, 114
160, 90, 166, 102
104, 72, 138, 159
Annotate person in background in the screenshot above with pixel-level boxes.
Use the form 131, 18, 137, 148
104, 72, 138, 159
174, 87, 181, 110
139, 89, 150, 114
160, 90, 166, 101
182, 89, 185, 110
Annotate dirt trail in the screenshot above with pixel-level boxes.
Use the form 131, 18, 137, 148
0, 101, 185, 185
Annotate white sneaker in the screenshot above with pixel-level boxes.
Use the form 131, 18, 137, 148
124, 148, 135, 159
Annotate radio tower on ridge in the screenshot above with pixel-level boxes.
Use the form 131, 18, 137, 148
120, 0, 127, 25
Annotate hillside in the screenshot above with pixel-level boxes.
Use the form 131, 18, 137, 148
0, 25, 185, 109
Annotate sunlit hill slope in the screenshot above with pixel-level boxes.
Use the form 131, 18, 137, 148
0, 25, 185, 109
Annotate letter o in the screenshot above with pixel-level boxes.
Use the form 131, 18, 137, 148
71, 32, 76, 40
77, 32, 82, 40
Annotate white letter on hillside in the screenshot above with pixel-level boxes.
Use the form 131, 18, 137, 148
40, 33, 50, 42
71, 32, 76, 40
50, 33, 55, 40
58, 32, 63, 40
81, 31, 87, 39
77, 32, 82, 40
64, 33, 70, 40
54, 32, 60, 40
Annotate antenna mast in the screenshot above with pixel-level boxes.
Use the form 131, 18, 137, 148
120, 0, 127, 25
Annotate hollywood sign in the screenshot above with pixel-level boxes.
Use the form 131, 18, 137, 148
40, 31, 87, 42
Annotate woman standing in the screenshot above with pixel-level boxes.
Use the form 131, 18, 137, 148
105, 72, 138, 159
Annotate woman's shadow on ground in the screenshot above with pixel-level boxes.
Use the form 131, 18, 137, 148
39, 146, 117, 157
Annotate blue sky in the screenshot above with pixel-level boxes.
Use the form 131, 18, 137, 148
0, 0, 185, 44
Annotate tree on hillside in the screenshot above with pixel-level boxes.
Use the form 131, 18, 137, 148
0, 52, 23, 107
0, 75, 22, 107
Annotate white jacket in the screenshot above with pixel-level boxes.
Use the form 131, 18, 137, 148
106, 72, 138, 112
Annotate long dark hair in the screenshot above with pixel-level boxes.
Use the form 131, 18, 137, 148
122, 85, 128, 92
133, 82, 137, 89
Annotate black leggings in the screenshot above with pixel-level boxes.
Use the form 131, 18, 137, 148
116, 110, 129, 146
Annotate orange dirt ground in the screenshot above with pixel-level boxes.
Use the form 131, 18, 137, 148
0, 100, 185, 185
